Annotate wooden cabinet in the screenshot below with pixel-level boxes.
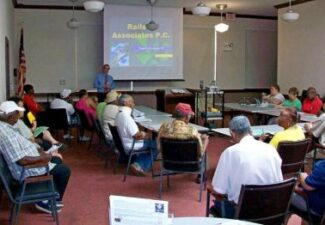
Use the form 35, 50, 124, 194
155, 89, 195, 115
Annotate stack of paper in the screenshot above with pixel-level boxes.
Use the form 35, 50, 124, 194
109, 195, 169, 225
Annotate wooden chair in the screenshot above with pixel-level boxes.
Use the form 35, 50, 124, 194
206, 178, 296, 225
312, 137, 325, 169
277, 138, 311, 178
159, 137, 207, 202
0, 154, 59, 225
108, 124, 153, 181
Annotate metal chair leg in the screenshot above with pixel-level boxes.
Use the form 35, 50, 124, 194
159, 168, 163, 199
206, 190, 210, 217
124, 154, 133, 182
199, 171, 204, 202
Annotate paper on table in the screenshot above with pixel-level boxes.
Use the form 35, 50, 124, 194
109, 195, 169, 225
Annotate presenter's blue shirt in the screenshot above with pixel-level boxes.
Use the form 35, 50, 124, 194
93, 73, 116, 93
305, 160, 325, 216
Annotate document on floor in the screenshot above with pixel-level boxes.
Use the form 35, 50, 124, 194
109, 195, 169, 225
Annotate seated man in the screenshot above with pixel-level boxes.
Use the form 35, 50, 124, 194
290, 160, 325, 221
0, 101, 70, 214
115, 94, 157, 176
50, 89, 76, 139
101, 91, 120, 143
305, 113, 325, 159
158, 103, 209, 156
210, 116, 283, 218
265, 108, 305, 149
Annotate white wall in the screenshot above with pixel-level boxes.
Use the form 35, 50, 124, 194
0, 1, 14, 102
14, 9, 277, 93
278, 0, 325, 96
184, 15, 277, 90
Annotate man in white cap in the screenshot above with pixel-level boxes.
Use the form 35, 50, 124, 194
99, 91, 120, 143
50, 89, 75, 139
0, 101, 70, 213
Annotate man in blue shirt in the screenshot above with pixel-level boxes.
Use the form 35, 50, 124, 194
93, 64, 116, 102
291, 160, 325, 220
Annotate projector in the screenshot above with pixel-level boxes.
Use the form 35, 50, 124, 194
192, 3, 211, 16
282, 10, 299, 22
146, 20, 159, 31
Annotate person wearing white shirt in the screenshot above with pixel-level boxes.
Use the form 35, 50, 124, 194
211, 115, 283, 218
50, 89, 75, 139
262, 84, 285, 105
100, 91, 120, 143
115, 94, 157, 176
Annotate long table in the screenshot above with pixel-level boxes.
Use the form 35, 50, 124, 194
222, 103, 318, 122
213, 123, 306, 137
134, 105, 209, 133
171, 217, 261, 225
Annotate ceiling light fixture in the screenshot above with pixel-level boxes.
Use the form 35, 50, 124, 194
146, 0, 159, 31
215, 4, 229, 33
192, 2, 211, 16
282, 0, 299, 22
67, 0, 80, 29
83, 0, 105, 13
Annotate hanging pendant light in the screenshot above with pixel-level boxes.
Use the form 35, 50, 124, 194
192, 2, 211, 16
282, 0, 299, 22
146, 0, 159, 31
215, 4, 229, 33
83, 0, 105, 13
67, 0, 80, 29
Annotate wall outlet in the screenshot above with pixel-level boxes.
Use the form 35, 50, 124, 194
59, 79, 66, 85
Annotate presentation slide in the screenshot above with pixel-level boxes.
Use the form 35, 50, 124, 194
104, 5, 183, 80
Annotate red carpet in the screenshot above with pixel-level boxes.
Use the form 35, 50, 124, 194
0, 134, 301, 225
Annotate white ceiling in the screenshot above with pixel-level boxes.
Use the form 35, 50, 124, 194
16, 0, 291, 17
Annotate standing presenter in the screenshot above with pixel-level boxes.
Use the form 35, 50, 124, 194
93, 64, 116, 102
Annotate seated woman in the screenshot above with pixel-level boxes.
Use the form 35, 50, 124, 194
280, 87, 302, 111
75, 89, 97, 141
9, 96, 65, 152
262, 84, 285, 105
261, 108, 305, 149
302, 87, 323, 115
22, 84, 45, 117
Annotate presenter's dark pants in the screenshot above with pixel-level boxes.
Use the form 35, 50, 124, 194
50, 157, 71, 201
97, 92, 107, 103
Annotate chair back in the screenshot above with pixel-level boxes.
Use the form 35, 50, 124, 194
108, 124, 128, 162
48, 108, 69, 130
236, 178, 296, 225
76, 109, 93, 131
92, 117, 105, 140
160, 137, 200, 172
0, 154, 17, 203
277, 138, 311, 177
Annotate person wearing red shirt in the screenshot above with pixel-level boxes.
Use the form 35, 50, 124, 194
23, 84, 44, 116
302, 87, 323, 115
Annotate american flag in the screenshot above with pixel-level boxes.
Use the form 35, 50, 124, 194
16, 29, 26, 96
